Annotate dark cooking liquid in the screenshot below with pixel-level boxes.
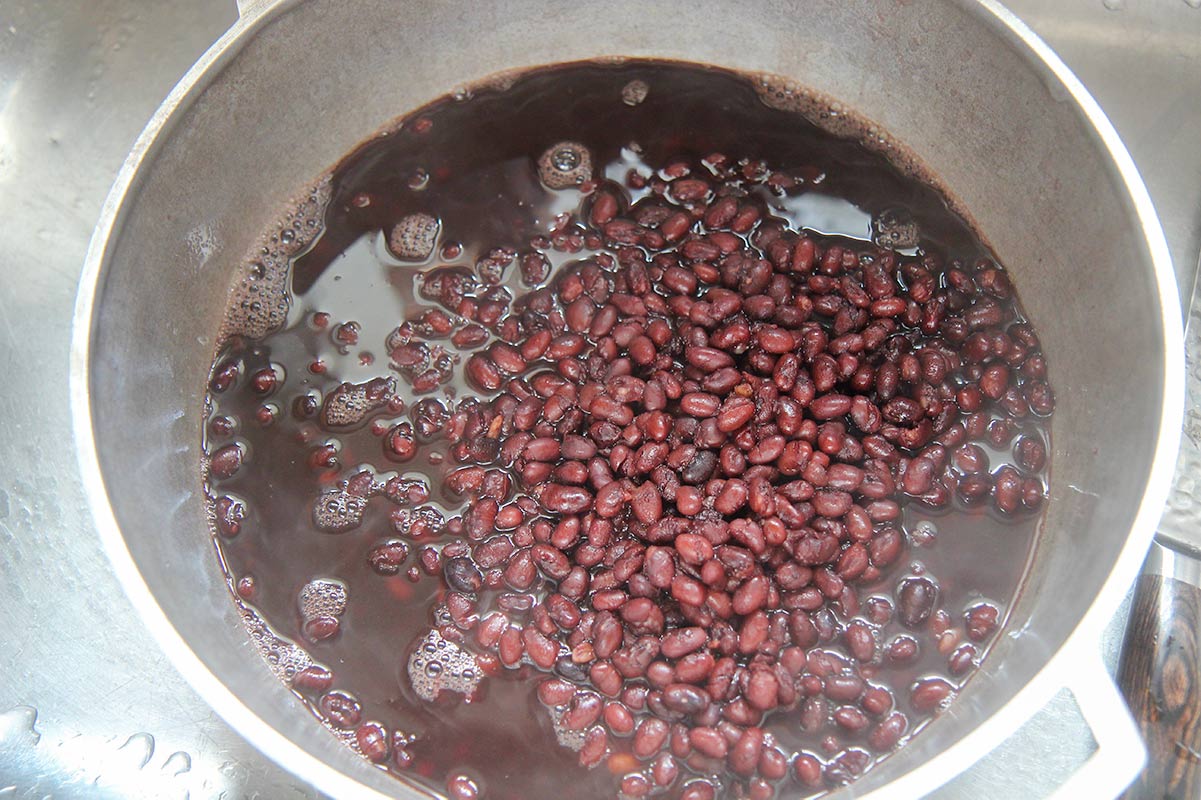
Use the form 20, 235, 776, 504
202, 61, 1051, 800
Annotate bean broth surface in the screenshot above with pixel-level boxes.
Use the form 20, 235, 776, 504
203, 61, 1053, 800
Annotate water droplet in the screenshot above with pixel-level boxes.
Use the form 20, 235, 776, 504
0, 706, 41, 749
162, 751, 192, 776
1185, 0, 1201, 8
1102, 0, 1123, 9
116, 732, 155, 770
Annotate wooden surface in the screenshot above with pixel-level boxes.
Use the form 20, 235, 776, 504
1119, 573, 1201, 800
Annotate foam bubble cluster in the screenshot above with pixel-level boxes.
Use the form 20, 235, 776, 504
912, 519, 939, 547
873, 207, 920, 250
313, 488, 368, 533
298, 579, 348, 620
321, 377, 395, 428
752, 72, 959, 223
547, 704, 586, 752
621, 79, 649, 107
240, 606, 313, 683
220, 178, 331, 342
388, 213, 441, 261
754, 74, 849, 130
406, 628, 482, 702
537, 141, 593, 190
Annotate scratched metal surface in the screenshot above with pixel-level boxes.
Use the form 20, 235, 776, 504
1162, 276, 1201, 551
0, 1, 1197, 798
1157, 257, 1201, 552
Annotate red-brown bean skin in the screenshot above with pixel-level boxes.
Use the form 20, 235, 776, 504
869, 712, 909, 750
729, 727, 764, 776
523, 627, 559, 669
662, 627, 708, 659
911, 678, 955, 712
689, 727, 729, 759
634, 717, 670, 759
746, 668, 779, 711
355, 722, 390, 763
794, 753, 824, 787
562, 691, 604, 730
604, 701, 635, 736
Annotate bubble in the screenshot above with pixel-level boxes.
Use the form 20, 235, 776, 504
552, 148, 581, 171
239, 606, 314, 683
313, 488, 367, 533
388, 213, 440, 260
321, 377, 395, 428
220, 177, 330, 342
392, 505, 447, 538
406, 628, 482, 702
298, 579, 348, 620
537, 141, 593, 190
872, 207, 920, 250
621, 79, 649, 106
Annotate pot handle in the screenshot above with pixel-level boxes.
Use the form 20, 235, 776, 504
1042, 650, 1147, 800
1116, 541, 1201, 799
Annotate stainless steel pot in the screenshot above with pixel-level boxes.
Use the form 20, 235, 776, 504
70, 0, 1184, 797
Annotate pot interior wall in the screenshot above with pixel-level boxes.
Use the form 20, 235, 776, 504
86, 0, 1167, 795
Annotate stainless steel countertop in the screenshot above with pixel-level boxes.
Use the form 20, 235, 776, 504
1, 1, 1198, 797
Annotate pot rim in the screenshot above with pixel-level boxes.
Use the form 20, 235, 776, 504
69, 1, 1185, 797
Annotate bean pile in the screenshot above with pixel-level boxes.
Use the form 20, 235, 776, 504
367, 151, 1053, 796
